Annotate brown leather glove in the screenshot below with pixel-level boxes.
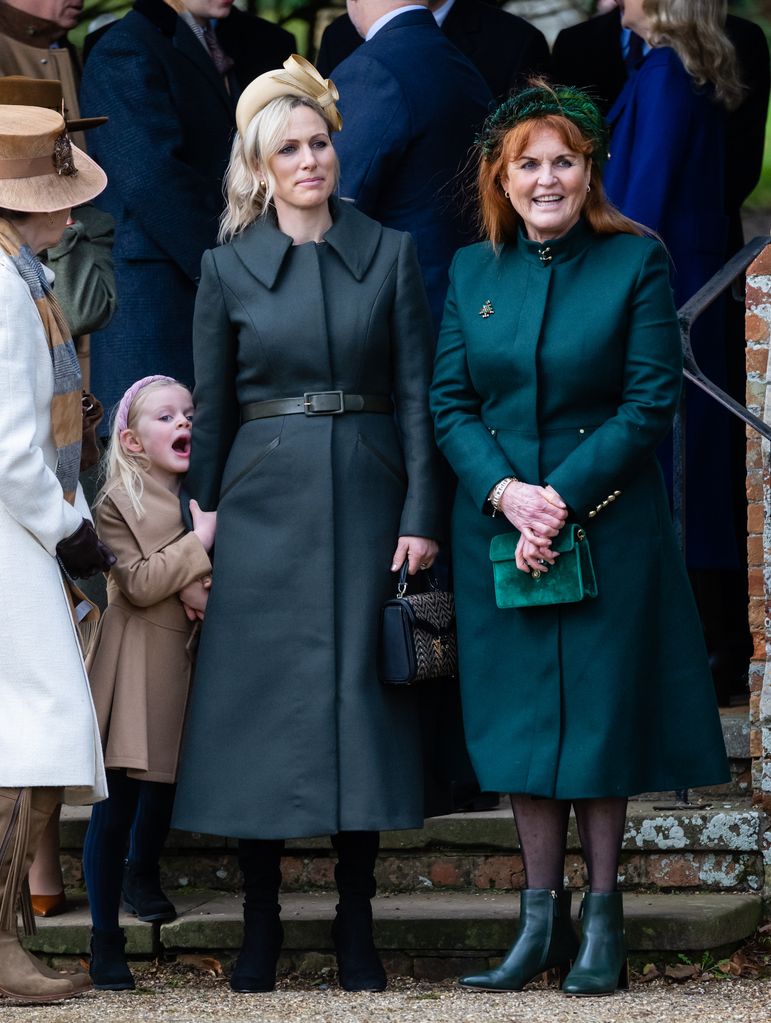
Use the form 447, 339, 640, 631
56, 519, 116, 579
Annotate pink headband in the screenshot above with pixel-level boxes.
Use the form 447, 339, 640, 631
116, 375, 176, 433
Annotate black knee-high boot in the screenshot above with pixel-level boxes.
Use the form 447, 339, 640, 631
331, 831, 386, 992
230, 839, 284, 993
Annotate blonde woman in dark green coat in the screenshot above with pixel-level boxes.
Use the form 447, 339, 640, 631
430, 81, 728, 997
172, 58, 440, 995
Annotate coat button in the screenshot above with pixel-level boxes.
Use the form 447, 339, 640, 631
588, 510, 597, 518
579, 428, 585, 435
608, 494, 615, 502
614, 490, 621, 496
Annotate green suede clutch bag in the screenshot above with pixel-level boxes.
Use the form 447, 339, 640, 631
489, 525, 598, 608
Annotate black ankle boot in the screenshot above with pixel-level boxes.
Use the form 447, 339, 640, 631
89, 927, 134, 991
459, 889, 579, 991
230, 838, 284, 993
331, 831, 386, 992
562, 892, 628, 996
331, 900, 387, 992
230, 913, 283, 993
122, 863, 176, 922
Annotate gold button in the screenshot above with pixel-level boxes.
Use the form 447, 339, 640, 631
614, 490, 621, 496
608, 494, 615, 502
588, 510, 597, 518
579, 428, 585, 435
602, 500, 608, 507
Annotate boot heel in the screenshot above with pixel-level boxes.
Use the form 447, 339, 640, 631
618, 960, 629, 990
558, 961, 573, 987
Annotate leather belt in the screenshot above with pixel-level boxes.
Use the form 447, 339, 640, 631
241, 391, 394, 422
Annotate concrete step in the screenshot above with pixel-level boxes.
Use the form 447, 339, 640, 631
25, 890, 763, 978
59, 799, 764, 895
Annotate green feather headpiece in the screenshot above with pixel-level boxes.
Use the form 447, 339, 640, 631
478, 81, 609, 167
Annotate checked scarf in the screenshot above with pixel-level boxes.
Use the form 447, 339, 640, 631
0, 218, 81, 504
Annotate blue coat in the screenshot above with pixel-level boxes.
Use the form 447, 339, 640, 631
604, 47, 735, 569
332, 8, 492, 334
79, 0, 294, 418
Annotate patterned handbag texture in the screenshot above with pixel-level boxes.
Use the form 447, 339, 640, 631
404, 589, 457, 681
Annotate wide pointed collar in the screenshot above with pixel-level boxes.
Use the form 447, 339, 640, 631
516, 217, 594, 267
230, 196, 383, 289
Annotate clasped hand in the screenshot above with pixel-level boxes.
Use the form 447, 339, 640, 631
497, 481, 568, 574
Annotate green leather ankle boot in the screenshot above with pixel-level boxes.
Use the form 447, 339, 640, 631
562, 891, 628, 996
459, 888, 578, 992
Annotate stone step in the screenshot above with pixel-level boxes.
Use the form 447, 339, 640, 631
59, 799, 764, 895
25, 891, 762, 978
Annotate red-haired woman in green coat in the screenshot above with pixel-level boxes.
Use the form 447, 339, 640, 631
430, 80, 728, 997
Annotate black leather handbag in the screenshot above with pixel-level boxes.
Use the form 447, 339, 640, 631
377, 563, 457, 686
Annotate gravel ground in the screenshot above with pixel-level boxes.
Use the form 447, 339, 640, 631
2, 968, 770, 1023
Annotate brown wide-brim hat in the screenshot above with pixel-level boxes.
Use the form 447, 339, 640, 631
236, 54, 342, 138
0, 106, 107, 213
0, 76, 107, 133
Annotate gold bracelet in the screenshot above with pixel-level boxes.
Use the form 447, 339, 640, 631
489, 476, 517, 516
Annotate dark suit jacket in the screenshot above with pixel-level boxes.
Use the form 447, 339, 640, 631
552, 9, 770, 231
317, 0, 548, 102
78, 0, 294, 416
333, 8, 492, 333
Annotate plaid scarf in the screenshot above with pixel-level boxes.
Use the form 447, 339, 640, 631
0, 218, 82, 504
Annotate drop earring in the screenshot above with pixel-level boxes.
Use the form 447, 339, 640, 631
259, 179, 266, 189
586, 183, 591, 193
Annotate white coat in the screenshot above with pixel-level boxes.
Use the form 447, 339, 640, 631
0, 250, 106, 804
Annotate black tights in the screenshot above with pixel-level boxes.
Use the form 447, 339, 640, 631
510, 794, 627, 893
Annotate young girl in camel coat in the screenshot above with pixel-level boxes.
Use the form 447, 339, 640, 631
83, 375, 216, 990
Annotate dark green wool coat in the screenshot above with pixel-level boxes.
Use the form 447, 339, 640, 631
172, 199, 442, 839
430, 219, 728, 798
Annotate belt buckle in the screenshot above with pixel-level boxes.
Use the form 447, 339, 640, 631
303, 390, 344, 415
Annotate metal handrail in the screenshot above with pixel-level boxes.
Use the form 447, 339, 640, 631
669, 234, 771, 807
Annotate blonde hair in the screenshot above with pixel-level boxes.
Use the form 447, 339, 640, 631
96, 379, 191, 519
219, 95, 340, 243
478, 114, 645, 249
644, 0, 744, 110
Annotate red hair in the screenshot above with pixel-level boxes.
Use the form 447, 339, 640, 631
477, 114, 645, 248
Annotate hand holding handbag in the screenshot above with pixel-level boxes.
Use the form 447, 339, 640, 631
378, 563, 457, 685
489, 524, 598, 609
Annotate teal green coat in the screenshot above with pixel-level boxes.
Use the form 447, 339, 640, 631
430, 219, 728, 797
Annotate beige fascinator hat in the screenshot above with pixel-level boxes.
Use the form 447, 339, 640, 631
236, 54, 343, 138
0, 106, 107, 213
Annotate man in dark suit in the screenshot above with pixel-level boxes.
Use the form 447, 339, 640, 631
333, 0, 492, 335
317, 0, 548, 103
79, 0, 295, 418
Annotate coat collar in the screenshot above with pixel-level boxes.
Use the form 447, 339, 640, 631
0, 1, 66, 48
516, 217, 594, 267
375, 7, 437, 35
103, 470, 186, 558
230, 196, 383, 289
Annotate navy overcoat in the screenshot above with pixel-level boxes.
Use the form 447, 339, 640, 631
79, 0, 294, 416
604, 46, 735, 569
332, 8, 492, 335
430, 221, 728, 797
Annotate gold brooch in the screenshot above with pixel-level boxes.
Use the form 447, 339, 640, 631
479, 299, 494, 318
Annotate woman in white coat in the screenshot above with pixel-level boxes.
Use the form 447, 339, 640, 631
0, 105, 115, 1003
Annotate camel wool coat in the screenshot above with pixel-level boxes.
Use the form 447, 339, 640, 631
430, 221, 729, 797
86, 471, 211, 783
173, 199, 442, 839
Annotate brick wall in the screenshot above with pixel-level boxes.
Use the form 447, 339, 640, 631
745, 245, 771, 898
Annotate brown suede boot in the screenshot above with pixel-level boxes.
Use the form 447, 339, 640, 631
0, 788, 81, 1003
